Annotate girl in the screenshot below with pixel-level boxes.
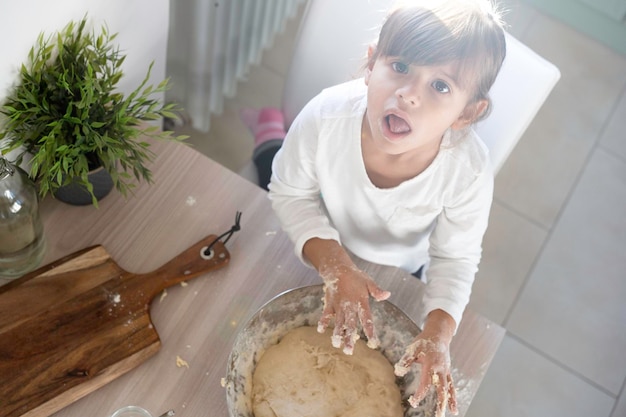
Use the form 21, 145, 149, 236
247, 0, 506, 414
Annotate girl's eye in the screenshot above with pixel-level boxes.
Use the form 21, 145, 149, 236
391, 62, 409, 74
432, 80, 450, 94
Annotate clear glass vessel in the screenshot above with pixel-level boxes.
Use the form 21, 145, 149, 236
109, 406, 153, 417
0, 157, 45, 279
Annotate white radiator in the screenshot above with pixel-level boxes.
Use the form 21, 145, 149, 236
167, 0, 306, 132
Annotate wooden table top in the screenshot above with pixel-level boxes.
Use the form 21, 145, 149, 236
26, 140, 503, 417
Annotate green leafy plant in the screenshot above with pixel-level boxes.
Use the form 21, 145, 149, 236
0, 16, 187, 206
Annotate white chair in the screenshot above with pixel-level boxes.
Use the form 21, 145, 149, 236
240, 0, 560, 181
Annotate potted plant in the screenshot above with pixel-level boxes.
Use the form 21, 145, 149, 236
0, 16, 186, 207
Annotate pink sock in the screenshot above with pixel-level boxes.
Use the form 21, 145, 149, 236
240, 107, 286, 148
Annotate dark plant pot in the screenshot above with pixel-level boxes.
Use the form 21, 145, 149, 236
53, 166, 114, 206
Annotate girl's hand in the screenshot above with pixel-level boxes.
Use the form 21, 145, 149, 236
395, 310, 458, 416
302, 237, 390, 355
317, 262, 390, 354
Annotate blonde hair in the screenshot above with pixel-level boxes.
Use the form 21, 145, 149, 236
369, 0, 506, 121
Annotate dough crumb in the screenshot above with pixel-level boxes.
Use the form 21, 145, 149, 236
176, 355, 189, 368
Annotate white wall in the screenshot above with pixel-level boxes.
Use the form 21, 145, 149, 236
0, 0, 169, 113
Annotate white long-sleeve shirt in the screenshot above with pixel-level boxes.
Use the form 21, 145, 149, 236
268, 79, 493, 327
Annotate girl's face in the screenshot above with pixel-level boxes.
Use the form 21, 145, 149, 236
363, 53, 486, 157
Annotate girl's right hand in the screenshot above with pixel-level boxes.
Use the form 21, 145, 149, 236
317, 261, 390, 355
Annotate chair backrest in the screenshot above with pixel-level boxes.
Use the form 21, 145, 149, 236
282, 0, 561, 174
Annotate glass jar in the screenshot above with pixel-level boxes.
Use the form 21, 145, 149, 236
109, 406, 153, 417
0, 157, 45, 279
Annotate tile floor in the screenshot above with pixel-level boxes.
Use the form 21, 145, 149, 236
175, 1, 626, 416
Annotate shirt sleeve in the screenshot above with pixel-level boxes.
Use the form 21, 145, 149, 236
267, 94, 341, 266
419, 162, 494, 329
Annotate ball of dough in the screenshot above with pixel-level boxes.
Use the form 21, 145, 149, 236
252, 326, 403, 417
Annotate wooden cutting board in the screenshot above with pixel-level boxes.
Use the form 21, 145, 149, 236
0, 235, 231, 417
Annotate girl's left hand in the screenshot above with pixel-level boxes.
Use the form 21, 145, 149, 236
395, 311, 459, 416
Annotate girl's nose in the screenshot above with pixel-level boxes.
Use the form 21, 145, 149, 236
396, 83, 420, 106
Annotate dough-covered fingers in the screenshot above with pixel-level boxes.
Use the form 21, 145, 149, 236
330, 321, 357, 354
446, 373, 458, 415
317, 286, 335, 333
356, 301, 380, 349
317, 310, 332, 333
328, 301, 359, 355
331, 304, 346, 348
430, 371, 458, 416
341, 302, 359, 354
394, 339, 421, 377
366, 280, 391, 302
407, 365, 431, 408
433, 372, 448, 417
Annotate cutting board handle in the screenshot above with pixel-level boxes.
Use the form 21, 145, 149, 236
127, 234, 231, 302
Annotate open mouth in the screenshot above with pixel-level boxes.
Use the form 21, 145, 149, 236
385, 114, 411, 135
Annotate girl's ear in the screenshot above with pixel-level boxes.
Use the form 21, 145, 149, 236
367, 43, 376, 62
451, 99, 488, 130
